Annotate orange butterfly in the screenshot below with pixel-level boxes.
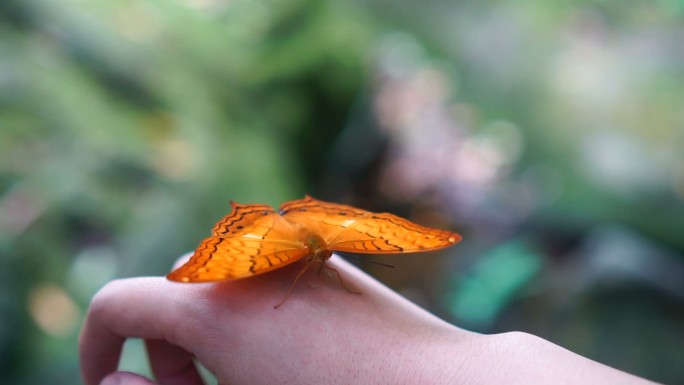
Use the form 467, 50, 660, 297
167, 196, 461, 307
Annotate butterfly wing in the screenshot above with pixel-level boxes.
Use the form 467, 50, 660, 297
280, 196, 461, 254
167, 236, 310, 282
167, 202, 310, 282
211, 202, 279, 237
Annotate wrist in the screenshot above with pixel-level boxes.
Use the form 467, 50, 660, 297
465, 332, 657, 385
353, 323, 477, 385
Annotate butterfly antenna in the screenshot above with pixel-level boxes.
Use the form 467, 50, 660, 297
340, 254, 395, 269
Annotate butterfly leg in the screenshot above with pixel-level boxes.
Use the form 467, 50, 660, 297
323, 264, 361, 295
274, 260, 316, 309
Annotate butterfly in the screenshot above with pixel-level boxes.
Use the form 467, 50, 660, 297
167, 195, 461, 307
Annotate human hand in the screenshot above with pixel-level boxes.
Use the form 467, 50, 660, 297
79, 255, 658, 385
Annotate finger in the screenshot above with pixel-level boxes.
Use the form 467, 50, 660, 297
100, 371, 157, 385
145, 339, 205, 385
79, 278, 192, 385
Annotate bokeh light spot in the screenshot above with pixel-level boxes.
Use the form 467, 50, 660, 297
28, 284, 80, 338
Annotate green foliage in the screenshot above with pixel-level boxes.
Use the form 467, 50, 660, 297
1, 0, 374, 383
1, 0, 683, 384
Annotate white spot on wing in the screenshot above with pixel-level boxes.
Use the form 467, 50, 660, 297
341, 219, 356, 228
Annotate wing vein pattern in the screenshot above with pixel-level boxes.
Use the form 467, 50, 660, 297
168, 202, 308, 282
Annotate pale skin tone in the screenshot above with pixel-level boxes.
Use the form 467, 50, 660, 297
79, 255, 659, 385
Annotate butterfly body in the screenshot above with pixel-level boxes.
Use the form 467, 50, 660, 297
299, 230, 334, 263
168, 196, 461, 292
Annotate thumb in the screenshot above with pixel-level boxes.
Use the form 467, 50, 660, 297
100, 371, 157, 385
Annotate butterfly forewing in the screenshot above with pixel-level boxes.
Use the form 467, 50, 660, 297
280, 196, 461, 254
167, 236, 309, 281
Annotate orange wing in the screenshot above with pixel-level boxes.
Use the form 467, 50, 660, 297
280, 196, 461, 254
167, 202, 309, 282
211, 202, 278, 237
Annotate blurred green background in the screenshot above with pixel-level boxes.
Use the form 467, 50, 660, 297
2, 0, 683, 383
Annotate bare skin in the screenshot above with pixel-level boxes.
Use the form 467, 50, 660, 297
79, 255, 658, 385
